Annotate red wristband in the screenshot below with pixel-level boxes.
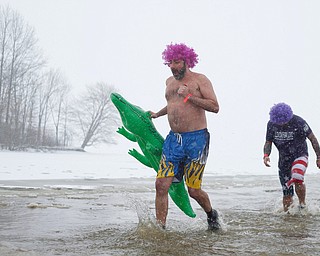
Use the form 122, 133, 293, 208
183, 94, 192, 103
264, 154, 269, 158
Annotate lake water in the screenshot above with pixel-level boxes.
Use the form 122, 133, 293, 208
1, 174, 320, 256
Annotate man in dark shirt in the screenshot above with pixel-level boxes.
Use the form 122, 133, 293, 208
263, 103, 320, 212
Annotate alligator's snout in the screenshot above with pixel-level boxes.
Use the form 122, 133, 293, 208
111, 92, 150, 134
111, 92, 122, 104
111, 92, 130, 114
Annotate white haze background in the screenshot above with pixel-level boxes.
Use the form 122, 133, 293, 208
1, 0, 320, 179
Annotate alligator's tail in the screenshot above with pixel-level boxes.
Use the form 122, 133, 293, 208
169, 182, 196, 218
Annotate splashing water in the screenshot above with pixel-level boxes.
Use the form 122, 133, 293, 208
1, 175, 320, 255
125, 192, 158, 229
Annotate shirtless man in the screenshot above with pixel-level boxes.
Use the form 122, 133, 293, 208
150, 43, 220, 230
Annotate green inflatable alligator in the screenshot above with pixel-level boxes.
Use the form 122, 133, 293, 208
111, 92, 196, 218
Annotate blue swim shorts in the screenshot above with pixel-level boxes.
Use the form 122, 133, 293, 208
157, 128, 210, 189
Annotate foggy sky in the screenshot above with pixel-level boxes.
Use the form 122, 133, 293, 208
2, 0, 320, 174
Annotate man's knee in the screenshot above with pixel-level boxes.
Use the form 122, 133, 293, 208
188, 187, 201, 199
295, 181, 305, 190
283, 195, 293, 204
155, 177, 172, 194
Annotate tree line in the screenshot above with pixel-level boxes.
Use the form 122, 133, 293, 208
0, 6, 119, 150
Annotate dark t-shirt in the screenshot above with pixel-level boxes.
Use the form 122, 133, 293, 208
266, 115, 312, 170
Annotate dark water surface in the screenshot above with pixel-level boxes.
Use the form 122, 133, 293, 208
1, 174, 320, 255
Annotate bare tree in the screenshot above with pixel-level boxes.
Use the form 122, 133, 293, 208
48, 70, 71, 146
0, 5, 45, 149
0, 6, 123, 151
23, 74, 41, 142
61, 97, 73, 147
4, 7, 44, 125
36, 69, 64, 146
72, 82, 120, 149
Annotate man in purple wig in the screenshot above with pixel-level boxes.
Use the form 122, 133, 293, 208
263, 103, 320, 212
150, 43, 220, 230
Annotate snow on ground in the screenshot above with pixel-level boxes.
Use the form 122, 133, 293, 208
0, 142, 319, 181
0, 144, 153, 180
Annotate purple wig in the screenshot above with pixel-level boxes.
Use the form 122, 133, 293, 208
162, 43, 199, 68
269, 103, 293, 124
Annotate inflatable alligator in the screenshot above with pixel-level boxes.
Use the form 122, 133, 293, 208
111, 92, 196, 218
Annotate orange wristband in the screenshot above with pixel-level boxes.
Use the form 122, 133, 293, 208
183, 94, 192, 103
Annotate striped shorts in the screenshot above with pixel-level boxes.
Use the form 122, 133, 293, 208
285, 156, 308, 188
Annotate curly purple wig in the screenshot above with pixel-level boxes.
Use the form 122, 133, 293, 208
162, 43, 199, 68
269, 103, 293, 124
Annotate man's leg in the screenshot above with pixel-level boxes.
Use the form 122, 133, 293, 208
295, 182, 306, 206
188, 187, 212, 212
279, 167, 294, 212
287, 156, 308, 207
155, 176, 174, 228
283, 195, 293, 212
188, 187, 220, 230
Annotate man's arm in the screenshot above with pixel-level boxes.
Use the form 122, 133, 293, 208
149, 106, 167, 119
263, 141, 272, 167
307, 132, 320, 168
178, 75, 219, 113
193, 75, 219, 113
185, 91, 219, 113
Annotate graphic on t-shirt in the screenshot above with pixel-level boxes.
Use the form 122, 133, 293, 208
274, 131, 294, 141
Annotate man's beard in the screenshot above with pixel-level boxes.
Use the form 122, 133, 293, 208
171, 63, 186, 80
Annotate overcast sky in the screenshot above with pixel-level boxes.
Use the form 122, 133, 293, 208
2, 0, 320, 174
